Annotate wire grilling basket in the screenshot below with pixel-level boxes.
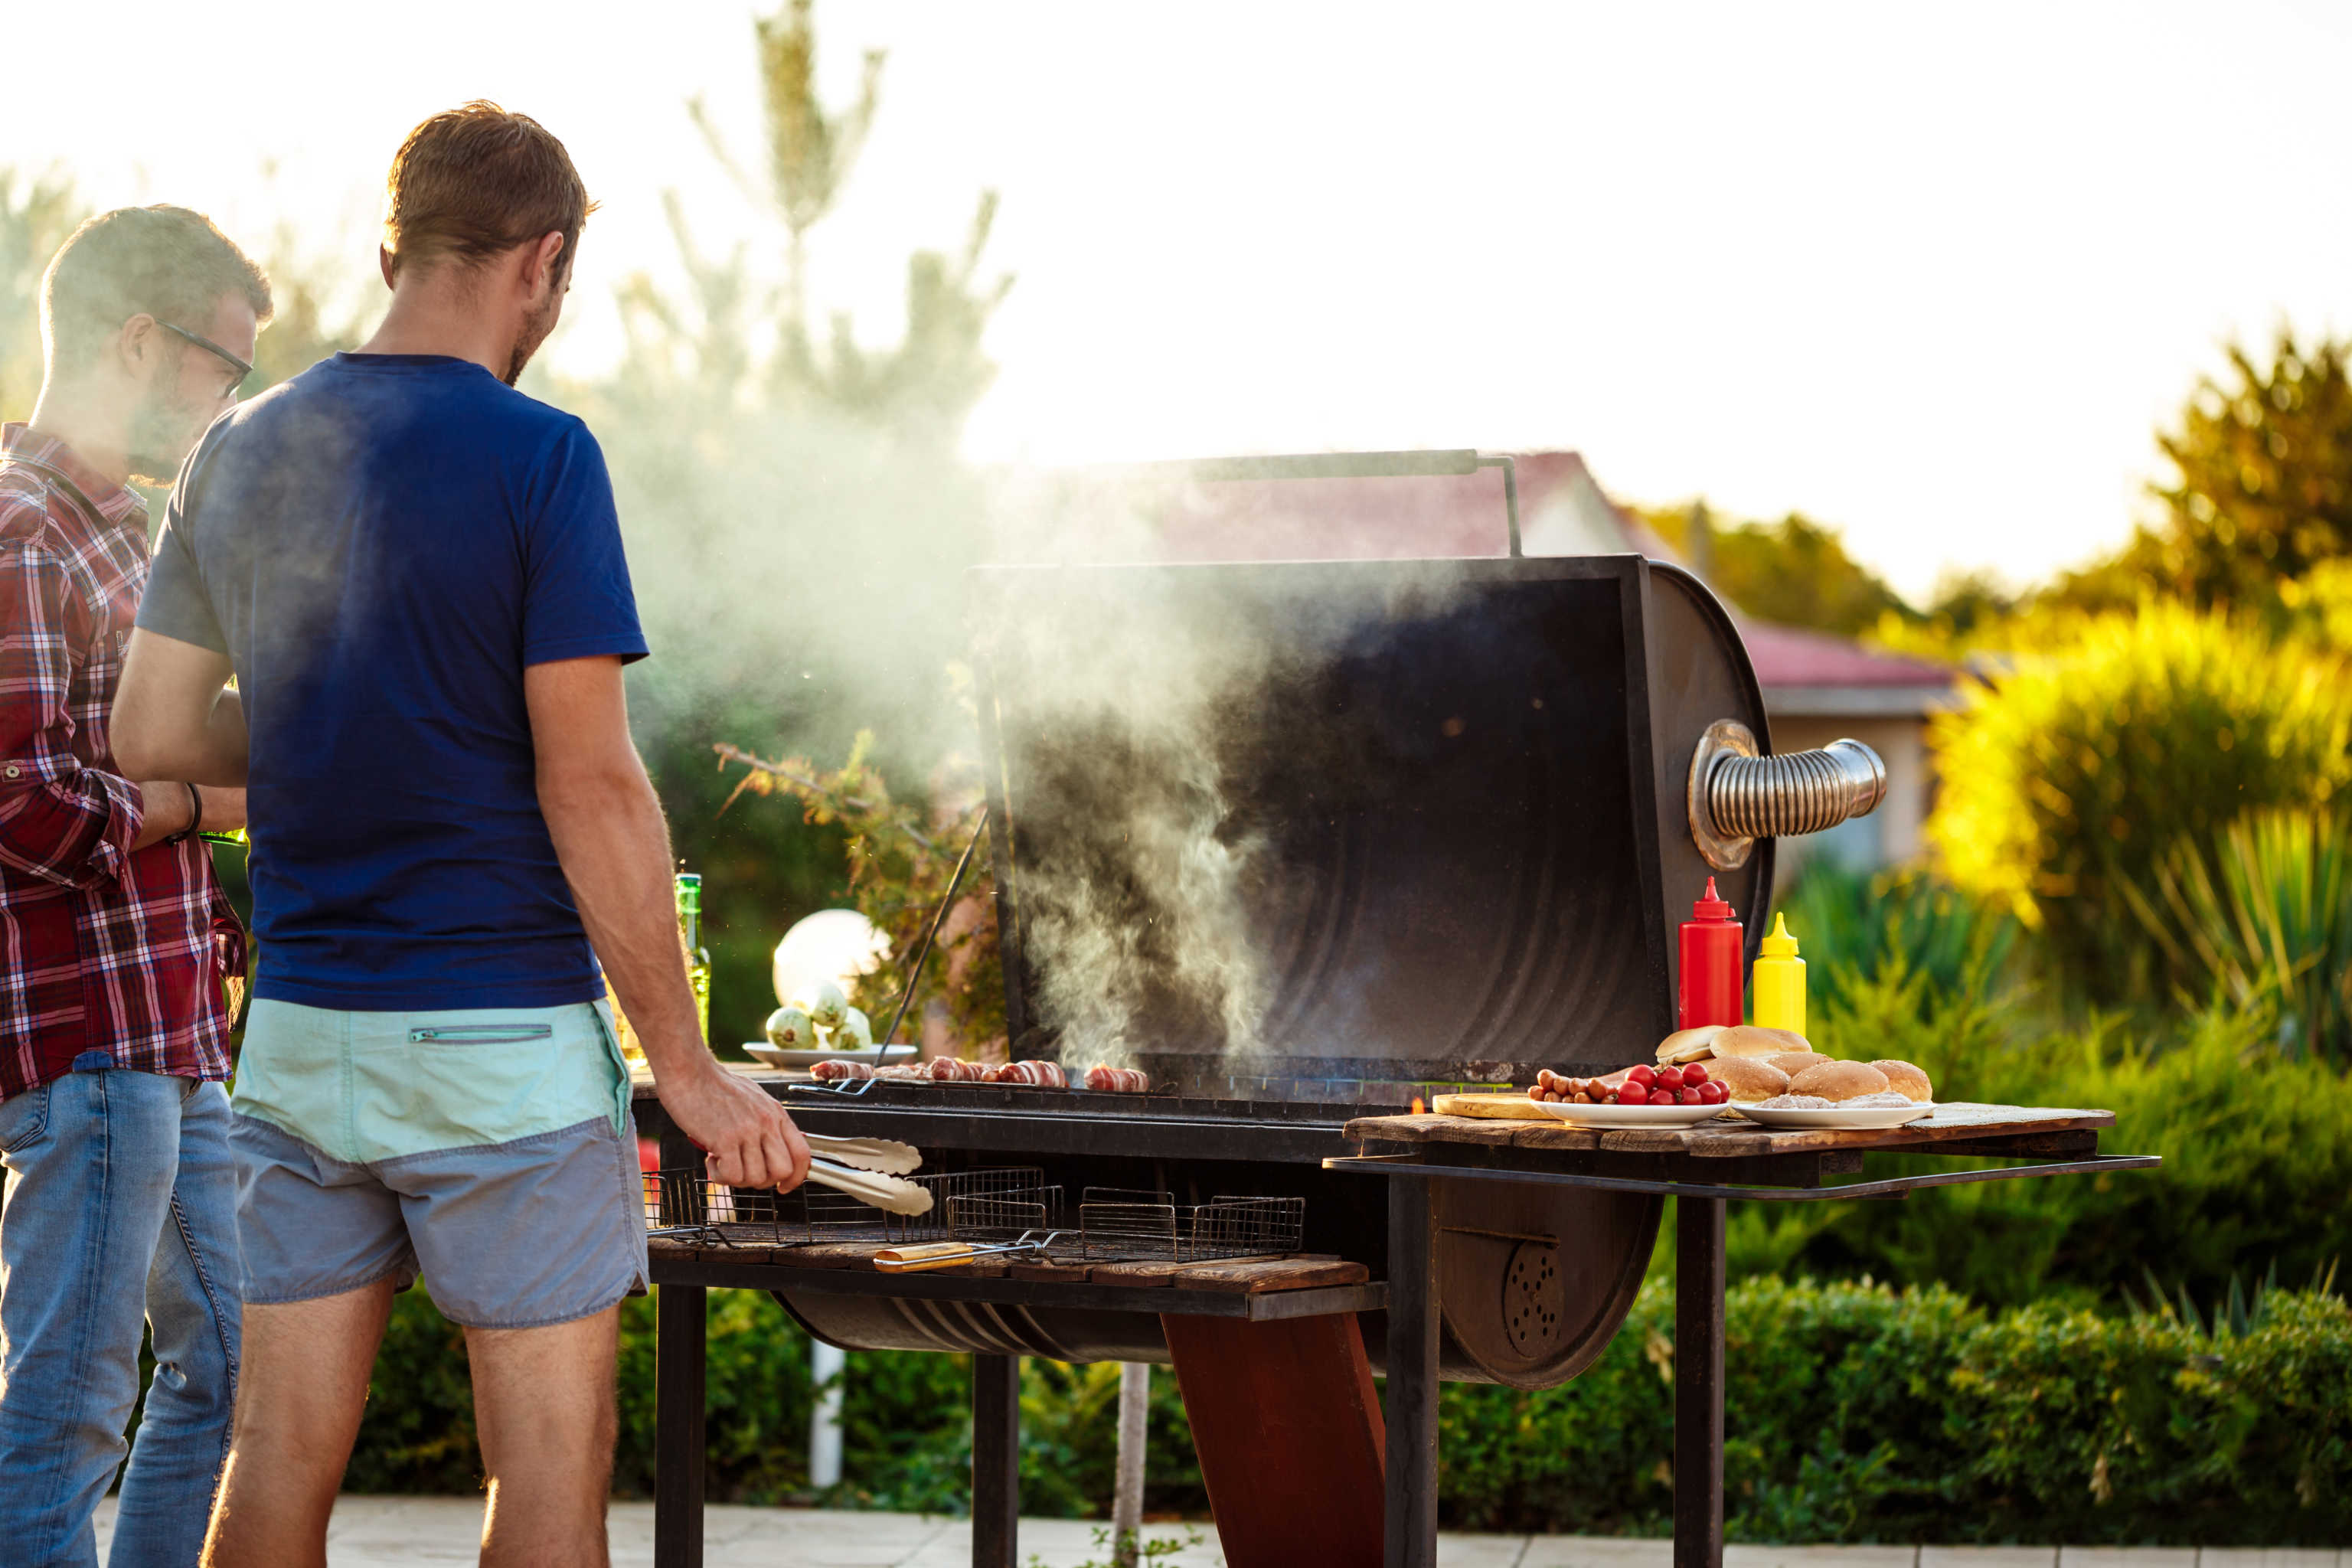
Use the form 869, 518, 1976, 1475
1075, 1189, 1304, 1263
646, 1169, 1303, 1265
644, 1166, 1053, 1249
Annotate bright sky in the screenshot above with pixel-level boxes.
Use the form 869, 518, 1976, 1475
13, 0, 2350, 601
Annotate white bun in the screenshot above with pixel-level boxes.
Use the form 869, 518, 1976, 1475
1707, 1057, 1791, 1104
1656, 1026, 1727, 1065
1870, 1060, 1934, 1102
1788, 1060, 1891, 1102
1713, 1025, 1811, 1060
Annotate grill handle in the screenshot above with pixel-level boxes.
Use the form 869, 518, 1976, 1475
1687, 720, 1886, 871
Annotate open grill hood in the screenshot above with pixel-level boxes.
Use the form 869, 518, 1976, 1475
972, 554, 1772, 1102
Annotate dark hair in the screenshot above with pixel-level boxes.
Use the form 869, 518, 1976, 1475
383, 101, 595, 279
41, 205, 273, 372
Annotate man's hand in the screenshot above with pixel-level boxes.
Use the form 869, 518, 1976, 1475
655, 1060, 812, 1192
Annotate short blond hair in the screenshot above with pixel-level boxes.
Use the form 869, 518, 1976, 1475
41, 205, 273, 372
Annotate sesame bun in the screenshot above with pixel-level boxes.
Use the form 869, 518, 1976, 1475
1870, 1060, 1933, 1102
1713, 1025, 1811, 1060
1656, 1026, 1727, 1065
1769, 1051, 1827, 1078
1708, 1057, 1791, 1104
1788, 1060, 1891, 1102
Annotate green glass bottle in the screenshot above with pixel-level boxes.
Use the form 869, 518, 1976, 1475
677, 871, 711, 1046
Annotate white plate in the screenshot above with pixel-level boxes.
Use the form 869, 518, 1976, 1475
743, 1043, 917, 1070
1737, 1101, 1935, 1130
1527, 1100, 1731, 1128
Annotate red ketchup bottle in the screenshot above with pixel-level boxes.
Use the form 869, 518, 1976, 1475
1677, 877, 1744, 1030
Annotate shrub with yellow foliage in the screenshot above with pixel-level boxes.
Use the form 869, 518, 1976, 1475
1927, 601, 2352, 1001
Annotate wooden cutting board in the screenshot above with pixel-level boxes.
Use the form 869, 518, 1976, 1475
1430, 1092, 1553, 1120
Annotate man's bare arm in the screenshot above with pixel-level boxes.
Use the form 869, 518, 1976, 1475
524, 655, 809, 1192
126, 780, 247, 851
111, 629, 248, 786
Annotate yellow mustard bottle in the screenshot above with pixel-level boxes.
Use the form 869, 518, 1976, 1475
1752, 912, 1805, 1034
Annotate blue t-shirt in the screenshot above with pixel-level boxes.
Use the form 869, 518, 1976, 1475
138, 352, 647, 1011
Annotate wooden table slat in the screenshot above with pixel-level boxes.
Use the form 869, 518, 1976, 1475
1345, 1102, 2116, 1157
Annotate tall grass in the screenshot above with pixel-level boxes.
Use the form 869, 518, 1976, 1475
2122, 806, 2352, 1067
1770, 860, 2020, 1018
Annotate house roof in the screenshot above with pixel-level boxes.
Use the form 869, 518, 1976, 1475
1139, 449, 1954, 708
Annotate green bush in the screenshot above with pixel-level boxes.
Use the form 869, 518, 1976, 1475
1927, 602, 2352, 1004
348, 1276, 2352, 1544
1438, 1276, 2352, 1543
353, 1289, 1197, 1517
1724, 963, 2352, 1312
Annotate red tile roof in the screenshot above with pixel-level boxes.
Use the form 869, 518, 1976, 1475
1737, 620, 1952, 689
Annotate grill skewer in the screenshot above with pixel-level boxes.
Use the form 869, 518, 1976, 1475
874, 1229, 1075, 1273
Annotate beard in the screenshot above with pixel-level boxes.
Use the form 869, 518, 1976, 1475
504, 293, 561, 387
126, 376, 201, 486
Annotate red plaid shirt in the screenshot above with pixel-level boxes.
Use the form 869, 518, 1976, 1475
0, 423, 234, 1097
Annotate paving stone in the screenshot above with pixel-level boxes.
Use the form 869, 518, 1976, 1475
1922, 1550, 2057, 1568
2197, 1553, 2341, 1568
1729, 1548, 1917, 1568
1518, 1536, 1673, 1568
2060, 1551, 2200, 1568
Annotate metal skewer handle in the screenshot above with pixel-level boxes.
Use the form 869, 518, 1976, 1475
874, 1228, 1075, 1273
1687, 720, 1886, 871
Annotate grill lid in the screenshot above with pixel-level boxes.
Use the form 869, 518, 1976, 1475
973, 552, 1774, 1097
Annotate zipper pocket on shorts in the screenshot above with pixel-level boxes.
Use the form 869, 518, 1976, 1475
408, 1023, 556, 1044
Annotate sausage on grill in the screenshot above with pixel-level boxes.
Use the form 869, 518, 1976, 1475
989, 1060, 1069, 1088
810, 1060, 874, 1083
1083, 1065, 1150, 1093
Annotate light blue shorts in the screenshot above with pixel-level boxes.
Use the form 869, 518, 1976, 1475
228, 1000, 647, 1328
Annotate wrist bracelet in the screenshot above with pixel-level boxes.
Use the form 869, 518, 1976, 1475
163, 782, 202, 846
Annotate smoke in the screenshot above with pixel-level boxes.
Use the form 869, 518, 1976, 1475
590, 398, 1491, 1075
970, 469, 1481, 1070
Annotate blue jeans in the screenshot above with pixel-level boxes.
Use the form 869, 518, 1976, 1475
0, 1057, 241, 1568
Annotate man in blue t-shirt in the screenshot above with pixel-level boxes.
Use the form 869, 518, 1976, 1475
111, 103, 808, 1566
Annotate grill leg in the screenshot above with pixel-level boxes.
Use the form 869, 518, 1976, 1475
655, 1282, 707, 1568
1674, 1197, 1727, 1568
1383, 1178, 1439, 1568
972, 1353, 1021, 1568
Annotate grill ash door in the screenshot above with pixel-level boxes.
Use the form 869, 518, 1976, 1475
974, 554, 1774, 1095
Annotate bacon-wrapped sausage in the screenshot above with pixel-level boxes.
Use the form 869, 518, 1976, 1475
988, 1060, 1070, 1088
1083, 1065, 1150, 1093
810, 1059, 874, 1083
928, 1056, 988, 1083
874, 1063, 931, 1082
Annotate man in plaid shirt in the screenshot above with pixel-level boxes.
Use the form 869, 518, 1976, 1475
0, 207, 266, 1567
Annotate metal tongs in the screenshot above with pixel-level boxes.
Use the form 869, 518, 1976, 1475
803, 1133, 920, 1174
797, 1134, 929, 1215
873, 1228, 1076, 1273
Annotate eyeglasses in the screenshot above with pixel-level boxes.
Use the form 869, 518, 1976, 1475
155, 320, 254, 391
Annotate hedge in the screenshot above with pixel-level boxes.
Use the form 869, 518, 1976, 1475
1708, 939, 2352, 1313
344, 1275, 2352, 1544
